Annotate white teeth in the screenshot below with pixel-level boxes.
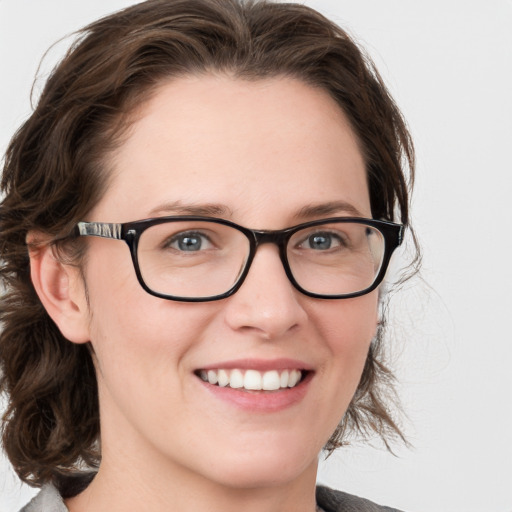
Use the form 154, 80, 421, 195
280, 370, 289, 388
229, 369, 244, 389
207, 370, 218, 385
198, 368, 304, 391
217, 369, 229, 387
262, 370, 280, 391
288, 369, 300, 388
244, 370, 262, 390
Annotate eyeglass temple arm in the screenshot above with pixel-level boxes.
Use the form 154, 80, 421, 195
76, 221, 123, 239
398, 225, 405, 245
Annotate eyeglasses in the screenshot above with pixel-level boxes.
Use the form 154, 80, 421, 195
75, 216, 403, 302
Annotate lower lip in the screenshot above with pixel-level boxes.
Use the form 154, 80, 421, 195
197, 372, 313, 412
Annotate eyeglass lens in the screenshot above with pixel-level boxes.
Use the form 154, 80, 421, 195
136, 220, 385, 299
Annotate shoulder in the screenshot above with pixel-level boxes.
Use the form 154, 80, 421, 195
19, 473, 94, 512
21, 480, 401, 512
19, 484, 68, 512
316, 485, 404, 512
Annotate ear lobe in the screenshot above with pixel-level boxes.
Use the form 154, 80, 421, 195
29, 239, 90, 344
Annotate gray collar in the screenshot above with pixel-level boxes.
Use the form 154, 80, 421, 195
19, 483, 68, 512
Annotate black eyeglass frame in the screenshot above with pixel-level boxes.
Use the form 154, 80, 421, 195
75, 216, 404, 302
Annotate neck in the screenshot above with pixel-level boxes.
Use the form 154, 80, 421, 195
66, 457, 319, 512
66, 415, 319, 512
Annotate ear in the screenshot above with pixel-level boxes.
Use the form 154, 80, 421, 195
28, 235, 90, 344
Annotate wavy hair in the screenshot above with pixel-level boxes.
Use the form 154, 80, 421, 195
0, 0, 415, 486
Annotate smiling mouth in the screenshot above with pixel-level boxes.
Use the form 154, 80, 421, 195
196, 368, 306, 391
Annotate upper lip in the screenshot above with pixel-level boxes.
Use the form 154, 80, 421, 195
197, 358, 313, 372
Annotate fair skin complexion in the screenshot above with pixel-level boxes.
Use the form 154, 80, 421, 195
31, 75, 378, 512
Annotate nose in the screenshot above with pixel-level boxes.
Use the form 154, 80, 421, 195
223, 244, 308, 340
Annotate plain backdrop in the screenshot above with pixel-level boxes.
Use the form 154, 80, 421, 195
1, 1, 511, 511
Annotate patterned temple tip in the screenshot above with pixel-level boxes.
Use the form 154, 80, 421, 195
77, 222, 122, 239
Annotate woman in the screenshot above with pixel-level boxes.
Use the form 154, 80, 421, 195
0, 0, 415, 510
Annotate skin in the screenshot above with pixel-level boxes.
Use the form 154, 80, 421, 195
32, 75, 379, 512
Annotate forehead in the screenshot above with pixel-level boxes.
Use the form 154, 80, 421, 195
94, 75, 370, 226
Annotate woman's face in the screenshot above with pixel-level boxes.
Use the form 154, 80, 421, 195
75, 75, 378, 489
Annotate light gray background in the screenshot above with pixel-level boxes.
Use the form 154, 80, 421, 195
1, 1, 511, 511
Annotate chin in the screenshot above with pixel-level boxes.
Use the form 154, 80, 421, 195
191, 438, 319, 490
207, 464, 311, 491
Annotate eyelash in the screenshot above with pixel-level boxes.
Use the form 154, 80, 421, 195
165, 231, 213, 251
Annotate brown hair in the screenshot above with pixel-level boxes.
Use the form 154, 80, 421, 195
0, 0, 415, 486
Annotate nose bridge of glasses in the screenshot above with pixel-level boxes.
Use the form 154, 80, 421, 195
252, 229, 289, 250
238, 229, 295, 296
245, 229, 291, 280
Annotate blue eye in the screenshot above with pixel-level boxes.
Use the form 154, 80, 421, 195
168, 232, 212, 252
302, 232, 342, 250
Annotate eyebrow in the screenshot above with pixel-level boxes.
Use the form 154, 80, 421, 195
293, 201, 366, 220
148, 200, 365, 221
148, 201, 233, 217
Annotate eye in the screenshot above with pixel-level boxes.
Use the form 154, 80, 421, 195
300, 231, 344, 250
166, 231, 213, 252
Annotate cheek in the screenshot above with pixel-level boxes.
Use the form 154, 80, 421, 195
86, 285, 223, 452
83, 246, 212, 398
312, 292, 379, 400
314, 292, 378, 356
88, 292, 203, 382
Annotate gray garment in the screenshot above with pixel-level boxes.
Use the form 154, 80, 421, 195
19, 482, 403, 511
316, 486, 403, 512
19, 484, 67, 512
